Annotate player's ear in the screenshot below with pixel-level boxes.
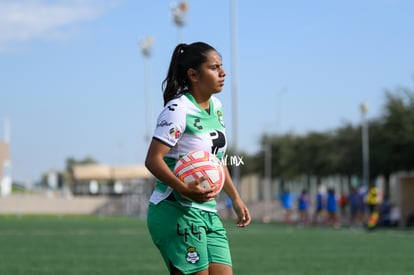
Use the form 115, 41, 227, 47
187, 68, 198, 82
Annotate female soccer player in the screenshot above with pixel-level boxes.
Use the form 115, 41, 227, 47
145, 42, 251, 275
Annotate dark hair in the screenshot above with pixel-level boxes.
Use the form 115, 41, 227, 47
162, 42, 216, 106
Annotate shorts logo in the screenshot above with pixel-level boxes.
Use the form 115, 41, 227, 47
186, 247, 200, 264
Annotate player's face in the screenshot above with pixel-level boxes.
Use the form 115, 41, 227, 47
195, 50, 226, 95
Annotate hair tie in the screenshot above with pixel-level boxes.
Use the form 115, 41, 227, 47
179, 44, 187, 54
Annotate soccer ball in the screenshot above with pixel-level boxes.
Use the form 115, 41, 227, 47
174, 150, 225, 197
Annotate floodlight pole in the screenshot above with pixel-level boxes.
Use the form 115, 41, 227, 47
360, 103, 370, 186
171, 1, 188, 43
139, 37, 154, 143
264, 135, 272, 193
230, 0, 241, 189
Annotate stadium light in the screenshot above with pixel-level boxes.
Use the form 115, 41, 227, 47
170, 1, 188, 42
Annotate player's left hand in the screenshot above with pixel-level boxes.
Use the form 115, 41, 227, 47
232, 198, 251, 227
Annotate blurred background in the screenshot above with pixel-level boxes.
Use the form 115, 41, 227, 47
1, 0, 414, 227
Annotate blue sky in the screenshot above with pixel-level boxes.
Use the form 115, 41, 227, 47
1, 0, 413, 183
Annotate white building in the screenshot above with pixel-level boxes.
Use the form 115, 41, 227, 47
0, 140, 11, 196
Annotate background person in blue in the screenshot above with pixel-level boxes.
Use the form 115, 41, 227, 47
297, 189, 310, 226
278, 188, 295, 223
326, 187, 339, 228
312, 185, 326, 226
348, 186, 365, 228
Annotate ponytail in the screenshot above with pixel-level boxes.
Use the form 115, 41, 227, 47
162, 42, 216, 106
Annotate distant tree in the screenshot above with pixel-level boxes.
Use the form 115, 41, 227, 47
275, 134, 300, 178
332, 124, 361, 177
372, 87, 414, 175
256, 132, 337, 181
255, 134, 297, 179
294, 132, 338, 179
231, 83, 414, 189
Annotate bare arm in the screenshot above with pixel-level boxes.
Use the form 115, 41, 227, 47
222, 165, 251, 227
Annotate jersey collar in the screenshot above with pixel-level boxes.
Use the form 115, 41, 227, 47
185, 93, 213, 115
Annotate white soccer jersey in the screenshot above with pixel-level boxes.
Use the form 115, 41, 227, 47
149, 93, 227, 212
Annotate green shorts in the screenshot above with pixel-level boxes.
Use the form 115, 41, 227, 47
147, 200, 232, 274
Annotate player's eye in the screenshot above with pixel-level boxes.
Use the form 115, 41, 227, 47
209, 64, 223, 70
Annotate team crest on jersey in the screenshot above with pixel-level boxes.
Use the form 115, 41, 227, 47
168, 127, 181, 141
217, 111, 225, 127
185, 247, 200, 264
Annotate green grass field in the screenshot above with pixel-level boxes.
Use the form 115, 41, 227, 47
1, 215, 413, 275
